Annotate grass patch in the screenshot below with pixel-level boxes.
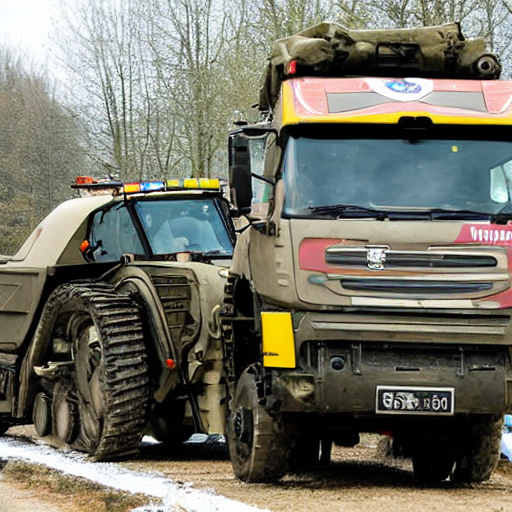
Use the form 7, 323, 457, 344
2, 460, 159, 512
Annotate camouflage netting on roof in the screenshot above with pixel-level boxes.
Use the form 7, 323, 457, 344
259, 22, 501, 111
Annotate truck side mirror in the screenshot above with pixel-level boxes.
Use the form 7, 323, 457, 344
228, 132, 252, 213
228, 125, 277, 214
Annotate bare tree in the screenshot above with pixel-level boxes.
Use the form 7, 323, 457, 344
146, 0, 233, 178
53, 0, 512, 185
0, 45, 84, 253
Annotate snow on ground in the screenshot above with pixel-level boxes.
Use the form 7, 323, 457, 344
0, 435, 270, 512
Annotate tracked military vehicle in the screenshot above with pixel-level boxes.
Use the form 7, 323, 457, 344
223, 22, 511, 483
0, 177, 235, 460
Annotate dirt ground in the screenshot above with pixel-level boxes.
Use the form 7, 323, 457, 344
124, 434, 512, 512
3, 427, 512, 512
0, 473, 68, 512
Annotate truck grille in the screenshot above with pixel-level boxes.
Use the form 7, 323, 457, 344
326, 249, 497, 268
341, 279, 492, 294
152, 275, 192, 343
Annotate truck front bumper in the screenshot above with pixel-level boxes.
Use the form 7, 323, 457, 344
267, 310, 512, 416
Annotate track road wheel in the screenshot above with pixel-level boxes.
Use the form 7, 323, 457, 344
32, 392, 52, 437
53, 382, 80, 445
452, 415, 503, 483
227, 366, 290, 483
43, 283, 149, 461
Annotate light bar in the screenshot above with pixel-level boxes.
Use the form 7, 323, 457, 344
141, 181, 165, 192
200, 178, 220, 189
123, 182, 141, 193
183, 178, 199, 188
72, 176, 123, 196
117, 178, 221, 195
166, 178, 220, 190
76, 176, 96, 185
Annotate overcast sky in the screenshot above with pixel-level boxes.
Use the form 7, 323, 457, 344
0, 0, 57, 62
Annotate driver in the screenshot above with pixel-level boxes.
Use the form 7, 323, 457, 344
142, 211, 188, 254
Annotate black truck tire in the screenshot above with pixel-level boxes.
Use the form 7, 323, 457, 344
0, 422, 9, 435
289, 435, 321, 471
227, 365, 290, 482
452, 414, 503, 483
40, 282, 150, 461
412, 445, 455, 483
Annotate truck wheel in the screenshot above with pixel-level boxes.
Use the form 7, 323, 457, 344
452, 414, 503, 483
289, 435, 320, 471
0, 423, 9, 435
412, 446, 455, 483
42, 283, 149, 460
227, 365, 290, 482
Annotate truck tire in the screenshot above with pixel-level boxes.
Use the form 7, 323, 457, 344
412, 445, 455, 483
452, 414, 503, 483
227, 365, 290, 482
289, 434, 334, 470
40, 283, 149, 461
289, 435, 321, 471
0, 423, 9, 435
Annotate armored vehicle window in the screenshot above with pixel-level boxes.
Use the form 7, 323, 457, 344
134, 198, 233, 256
282, 135, 512, 216
89, 204, 144, 261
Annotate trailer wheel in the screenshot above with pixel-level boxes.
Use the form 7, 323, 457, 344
227, 365, 290, 482
452, 414, 503, 483
38, 283, 150, 460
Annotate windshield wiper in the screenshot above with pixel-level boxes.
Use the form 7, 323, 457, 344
428, 208, 511, 224
305, 204, 512, 224
203, 249, 232, 258
307, 204, 388, 220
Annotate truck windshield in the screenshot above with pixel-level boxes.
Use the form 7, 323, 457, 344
135, 198, 233, 256
282, 135, 512, 218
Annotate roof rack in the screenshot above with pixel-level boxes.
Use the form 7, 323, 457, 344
259, 22, 501, 111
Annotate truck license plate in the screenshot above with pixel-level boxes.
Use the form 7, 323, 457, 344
376, 386, 454, 415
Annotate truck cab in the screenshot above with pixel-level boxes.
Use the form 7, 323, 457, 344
224, 22, 511, 484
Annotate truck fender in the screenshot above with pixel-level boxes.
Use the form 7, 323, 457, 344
110, 266, 181, 402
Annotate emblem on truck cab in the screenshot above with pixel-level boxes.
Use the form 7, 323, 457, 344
366, 246, 389, 269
